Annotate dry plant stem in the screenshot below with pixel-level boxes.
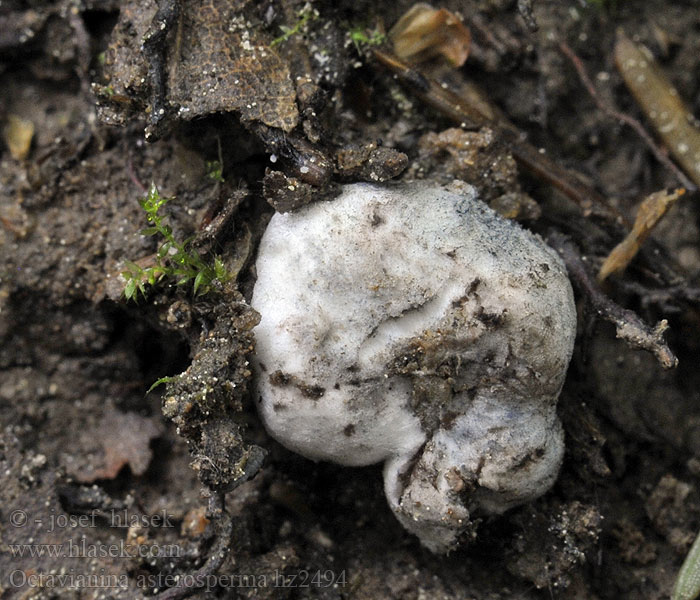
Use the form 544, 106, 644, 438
195, 188, 248, 249
373, 49, 490, 127
372, 49, 620, 222
156, 491, 232, 600
598, 188, 683, 282
619, 281, 700, 311
500, 127, 617, 221
559, 40, 697, 192
250, 122, 333, 187
614, 31, 700, 189
548, 232, 678, 369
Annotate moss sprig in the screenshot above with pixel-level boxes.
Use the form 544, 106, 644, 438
122, 183, 231, 301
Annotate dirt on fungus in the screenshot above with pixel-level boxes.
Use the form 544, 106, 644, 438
1, 0, 700, 598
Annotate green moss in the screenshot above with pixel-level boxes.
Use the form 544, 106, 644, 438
271, 5, 318, 47
348, 26, 386, 50
206, 160, 225, 183
122, 183, 232, 301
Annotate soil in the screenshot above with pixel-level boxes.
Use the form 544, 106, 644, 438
1, 0, 700, 598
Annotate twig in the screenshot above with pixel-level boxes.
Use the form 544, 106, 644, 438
616, 280, 700, 312
548, 231, 678, 369
155, 491, 232, 600
372, 48, 621, 222
558, 40, 697, 192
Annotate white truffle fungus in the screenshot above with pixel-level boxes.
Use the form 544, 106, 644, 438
252, 182, 576, 552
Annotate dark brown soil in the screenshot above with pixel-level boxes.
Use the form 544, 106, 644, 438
2, 0, 700, 598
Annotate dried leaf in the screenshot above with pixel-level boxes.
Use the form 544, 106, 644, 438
167, 0, 298, 131
389, 3, 471, 67
615, 31, 700, 188
673, 529, 700, 600
98, 0, 298, 132
598, 188, 684, 282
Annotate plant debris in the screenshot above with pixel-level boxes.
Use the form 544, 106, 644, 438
559, 39, 696, 192
549, 232, 678, 369
615, 30, 700, 189
159, 298, 265, 492
389, 3, 471, 67
99, 0, 299, 136
372, 47, 620, 221
2, 114, 34, 160
334, 141, 408, 182
408, 127, 540, 220
154, 492, 232, 600
167, 0, 298, 131
599, 188, 684, 282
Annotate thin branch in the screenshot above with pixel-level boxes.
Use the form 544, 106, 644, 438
372, 48, 621, 222
558, 40, 697, 192
616, 280, 700, 312
548, 231, 678, 369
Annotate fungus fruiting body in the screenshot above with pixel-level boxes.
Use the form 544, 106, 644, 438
252, 182, 576, 552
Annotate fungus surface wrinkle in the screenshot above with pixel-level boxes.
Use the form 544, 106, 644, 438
252, 181, 576, 552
